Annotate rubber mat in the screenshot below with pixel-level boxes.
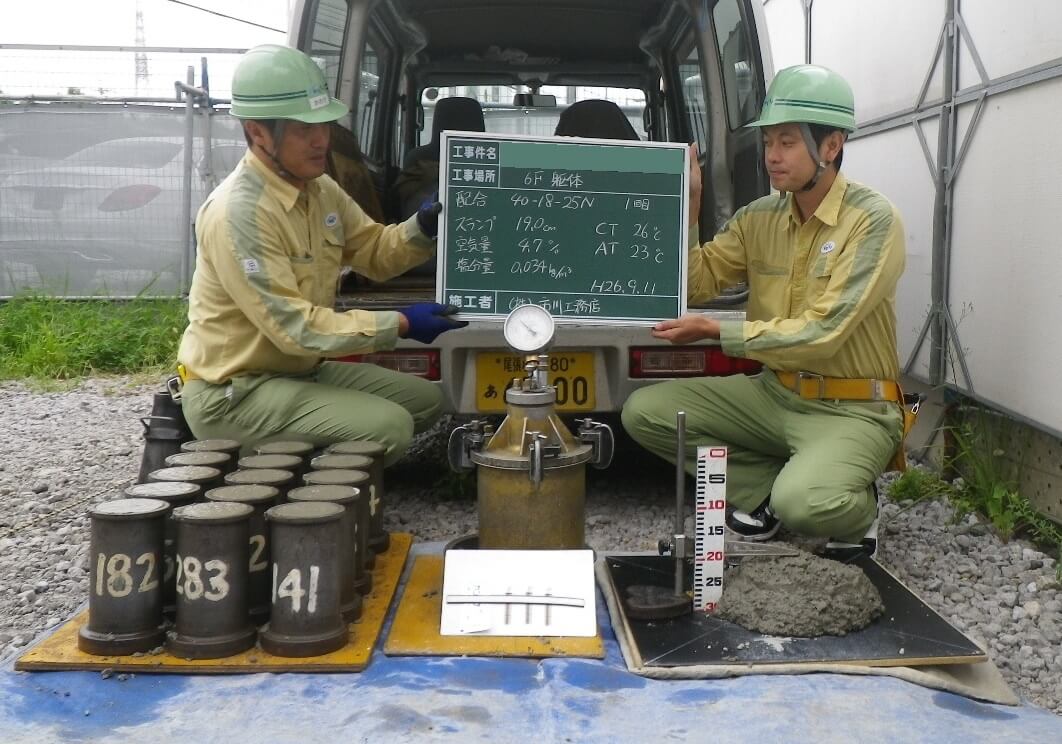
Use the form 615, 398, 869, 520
384, 555, 604, 658
14, 533, 412, 674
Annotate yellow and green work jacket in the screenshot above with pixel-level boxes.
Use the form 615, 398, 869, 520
689, 173, 905, 380
177, 151, 435, 384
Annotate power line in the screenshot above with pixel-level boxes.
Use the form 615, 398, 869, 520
166, 0, 286, 34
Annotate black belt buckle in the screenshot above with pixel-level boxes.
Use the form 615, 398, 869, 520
166, 375, 182, 402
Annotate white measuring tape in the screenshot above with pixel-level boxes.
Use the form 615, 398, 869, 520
693, 446, 727, 612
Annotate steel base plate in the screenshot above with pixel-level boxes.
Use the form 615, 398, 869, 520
259, 624, 349, 658
166, 625, 257, 660
341, 594, 364, 623
623, 585, 693, 620
604, 555, 987, 668
369, 533, 390, 553
77, 625, 166, 657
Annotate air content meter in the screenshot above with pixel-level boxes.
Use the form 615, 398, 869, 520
446, 303, 615, 548
502, 303, 556, 354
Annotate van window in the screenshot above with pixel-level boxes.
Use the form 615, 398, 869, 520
713, 0, 758, 129
679, 48, 708, 153
420, 86, 646, 142
305, 0, 347, 106
358, 41, 382, 152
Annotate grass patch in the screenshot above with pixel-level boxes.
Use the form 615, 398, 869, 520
889, 406, 1062, 580
949, 408, 1026, 540
888, 467, 953, 505
0, 294, 187, 380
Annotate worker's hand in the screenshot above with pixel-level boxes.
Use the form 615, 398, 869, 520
399, 302, 467, 344
416, 192, 443, 239
688, 143, 702, 229
651, 314, 720, 344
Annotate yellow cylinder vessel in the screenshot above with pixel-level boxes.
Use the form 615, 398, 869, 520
472, 387, 592, 549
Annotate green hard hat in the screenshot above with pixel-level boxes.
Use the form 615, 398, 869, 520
747, 64, 856, 132
230, 44, 348, 123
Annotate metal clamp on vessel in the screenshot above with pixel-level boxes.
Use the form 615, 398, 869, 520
447, 419, 494, 473
576, 417, 615, 470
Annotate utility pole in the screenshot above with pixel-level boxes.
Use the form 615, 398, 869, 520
135, 0, 149, 94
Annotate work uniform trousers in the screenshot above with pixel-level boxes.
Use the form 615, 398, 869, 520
621, 369, 903, 544
181, 361, 444, 466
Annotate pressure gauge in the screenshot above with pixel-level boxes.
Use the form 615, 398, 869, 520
503, 304, 555, 354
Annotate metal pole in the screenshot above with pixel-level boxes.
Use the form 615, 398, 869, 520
199, 57, 217, 189
180, 66, 196, 295
674, 411, 686, 595
929, 0, 957, 385
803, 0, 814, 65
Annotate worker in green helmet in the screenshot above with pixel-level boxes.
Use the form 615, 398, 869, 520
622, 65, 909, 559
176, 44, 465, 463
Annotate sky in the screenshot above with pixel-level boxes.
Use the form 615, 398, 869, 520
1, 0, 293, 97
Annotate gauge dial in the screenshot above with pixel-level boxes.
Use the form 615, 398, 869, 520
502, 304, 556, 353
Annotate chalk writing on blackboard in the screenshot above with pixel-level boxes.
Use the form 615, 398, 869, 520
437, 132, 689, 325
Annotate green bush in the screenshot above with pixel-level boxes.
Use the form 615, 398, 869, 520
0, 295, 187, 379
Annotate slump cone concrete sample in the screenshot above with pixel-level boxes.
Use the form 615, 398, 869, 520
716, 553, 884, 637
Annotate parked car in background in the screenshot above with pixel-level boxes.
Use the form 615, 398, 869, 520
0, 136, 244, 296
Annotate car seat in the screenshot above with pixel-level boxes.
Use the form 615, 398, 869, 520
554, 99, 640, 140
392, 97, 486, 221
402, 96, 486, 169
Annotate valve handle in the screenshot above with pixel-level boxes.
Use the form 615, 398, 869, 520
529, 434, 545, 487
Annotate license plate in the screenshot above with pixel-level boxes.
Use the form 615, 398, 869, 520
475, 351, 595, 412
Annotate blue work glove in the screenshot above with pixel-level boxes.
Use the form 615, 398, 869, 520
416, 192, 442, 239
400, 302, 467, 344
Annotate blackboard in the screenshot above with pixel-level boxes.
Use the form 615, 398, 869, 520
437, 132, 689, 324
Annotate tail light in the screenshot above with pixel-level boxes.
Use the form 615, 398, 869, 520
98, 185, 162, 212
338, 350, 441, 380
629, 346, 762, 378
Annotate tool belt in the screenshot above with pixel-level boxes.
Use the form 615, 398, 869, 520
774, 370, 922, 472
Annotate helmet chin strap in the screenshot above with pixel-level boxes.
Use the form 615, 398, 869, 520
797, 123, 828, 192
259, 120, 305, 185
263, 120, 297, 182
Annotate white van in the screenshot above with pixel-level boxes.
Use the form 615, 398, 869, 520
289, 0, 773, 414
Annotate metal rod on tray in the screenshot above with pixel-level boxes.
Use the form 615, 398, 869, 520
675, 410, 685, 596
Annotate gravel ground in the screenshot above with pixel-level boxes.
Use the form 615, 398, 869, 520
0, 377, 1059, 715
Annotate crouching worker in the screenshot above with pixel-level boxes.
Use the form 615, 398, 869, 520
621, 65, 906, 558
176, 44, 465, 465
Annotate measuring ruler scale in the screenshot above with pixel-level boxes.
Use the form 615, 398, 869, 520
693, 446, 727, 612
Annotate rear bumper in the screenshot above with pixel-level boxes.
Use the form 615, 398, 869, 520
379, 315, 747, 414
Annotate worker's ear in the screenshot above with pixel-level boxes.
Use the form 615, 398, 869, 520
821, 130, 845, 167
243, 121, 274, 151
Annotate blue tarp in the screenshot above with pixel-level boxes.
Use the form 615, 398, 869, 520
1, 544, 1059, 743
